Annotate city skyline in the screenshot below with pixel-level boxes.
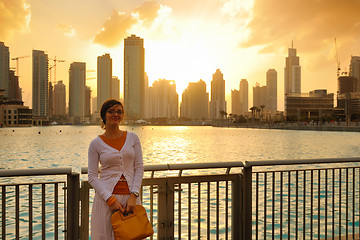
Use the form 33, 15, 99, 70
1, 0, 360, 112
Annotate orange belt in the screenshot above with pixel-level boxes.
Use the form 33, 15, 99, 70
112, 175, 130, 195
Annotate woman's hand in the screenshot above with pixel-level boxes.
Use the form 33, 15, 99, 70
125, 194, 137, 213
110, 200, 125, 213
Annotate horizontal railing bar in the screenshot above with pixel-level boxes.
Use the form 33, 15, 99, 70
0, 168, 73, 177
245, 157, 360, 167
81, 161, 244, 175
0, 181, 66, 187
254, 165, 360, 174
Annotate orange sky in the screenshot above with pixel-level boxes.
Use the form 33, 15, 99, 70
1, 0, 360, 111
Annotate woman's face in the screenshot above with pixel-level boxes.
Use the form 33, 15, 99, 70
105, 104, 124, 126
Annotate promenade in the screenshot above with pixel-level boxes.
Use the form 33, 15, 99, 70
1, 158, 360, 239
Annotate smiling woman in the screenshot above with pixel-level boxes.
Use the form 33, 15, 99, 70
88, 98, 145, 239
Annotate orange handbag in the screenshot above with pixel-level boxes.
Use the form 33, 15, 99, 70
111, 205, 154, 240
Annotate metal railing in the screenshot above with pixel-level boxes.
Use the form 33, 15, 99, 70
0, 168, 80, 240
1, 158, 360, 239
245, 158, 360, 240
81, 161, 244, 240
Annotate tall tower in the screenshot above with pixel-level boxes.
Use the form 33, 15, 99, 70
239, 79, 248, 114
209, 69, 227, 119
53, 80, 66, 116
97, 53, 112, 110
180, 80, 209, 120
350, 56, 360, 92
32, 50, 49, 117
266, 69, 277, 111
0, 42, 9, 98
68, 62, 86, 122
111, 76, 120, 100
124, 34, 145, 120
284, 45, 301, 94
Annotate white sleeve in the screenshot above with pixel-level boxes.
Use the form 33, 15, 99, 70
130, 134, 144, 193
87, 140, 112, 201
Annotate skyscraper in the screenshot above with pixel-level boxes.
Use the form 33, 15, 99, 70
209, 69, 227, 119
111, 76, 120, 100
266, 69, 277, 111
148, 79, 178, 119
8, 70, 21, 100
180, 80, 209, 120
0, 42, 9, 98
284, 47, 301, 94
239, 79, 248, 115
68, 62, 86, 122
350, 56, 360, 92
53, 80, 66, 116
124, 34, 145, 120
32, 50, 49, 117
231, 89, 240, 115
97, 53, 112, 110
253, 83, 262, 108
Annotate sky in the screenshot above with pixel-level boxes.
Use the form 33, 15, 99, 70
1, 0, 360, 111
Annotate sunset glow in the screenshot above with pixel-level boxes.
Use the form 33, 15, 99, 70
2, 0, 360, 111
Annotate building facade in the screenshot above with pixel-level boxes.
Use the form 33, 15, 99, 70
0, 100, 32, 127
285, 90, 334, 120
284, 47, 301, 94
239, 79, 248, 115
180, 80, 209, 120
53, 80, 66, 116
32, 50, 49, 117
350, 56, 360, 92
8, 70, 21, 101
231, 89, 240, 115
209, 69, 226, 119
68, 62, 86, 122
147, 79, 178, 119
0, 42, 9, 98
124, 35, 145, 120
97, 53, 112, 111
338, 76, 357, 94
111, 76, 120, 100
266, 69, 277, 111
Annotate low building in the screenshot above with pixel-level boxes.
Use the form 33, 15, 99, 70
337, 92, 360, 120
285, 90, 334, 121
0, 99, 32, 127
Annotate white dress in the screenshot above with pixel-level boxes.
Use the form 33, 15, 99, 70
88, 132, 144, 240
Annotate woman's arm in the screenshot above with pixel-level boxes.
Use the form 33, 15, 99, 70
88, 140, 112, 201
130, 134, 144, 194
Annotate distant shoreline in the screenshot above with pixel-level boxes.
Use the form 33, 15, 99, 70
213, 123, 360, 132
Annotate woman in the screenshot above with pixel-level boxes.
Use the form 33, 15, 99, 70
88, 99, 144, 239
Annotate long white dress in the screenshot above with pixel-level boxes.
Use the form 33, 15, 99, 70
88, 132, 143, 240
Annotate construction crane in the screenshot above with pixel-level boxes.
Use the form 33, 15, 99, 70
334, 38, 341, 78
11, 55, 30, 76
49, 56, 65, 84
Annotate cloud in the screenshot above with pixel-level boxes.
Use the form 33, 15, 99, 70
134, 0, 160, 23
93, 0, 162, 47
241, 0, 360, 56
57, 23, 76, 37
0, 0, 31, 40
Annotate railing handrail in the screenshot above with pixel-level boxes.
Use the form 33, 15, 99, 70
0, 167, 73, 177
81, 161, 244, 175
244, 157, 360, 167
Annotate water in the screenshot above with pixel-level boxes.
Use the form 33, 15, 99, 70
1, 125, 360, 239
1, 125, 359, 171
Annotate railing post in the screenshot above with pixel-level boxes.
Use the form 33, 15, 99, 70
67, 172, 80, 240
243, 166, 252, 239
231, 174, 242, 239
157, 179, 174, 239
80, 181, 90, 240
